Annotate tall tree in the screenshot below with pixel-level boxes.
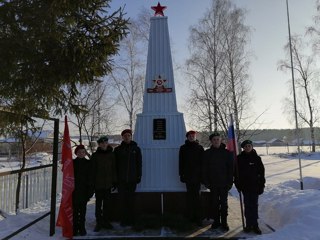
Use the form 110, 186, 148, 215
0, 0, 128, 214
185, 0, 252, 140
69, 80, 116, 152
218, 6, 252, 139
279, 35, 319, 152
307, 0, 320, 52
186, 0, 230, 133
0, 0, 129, 122
109, 10, 150, 130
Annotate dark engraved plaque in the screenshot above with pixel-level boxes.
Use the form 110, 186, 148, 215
153, 118, 166, 140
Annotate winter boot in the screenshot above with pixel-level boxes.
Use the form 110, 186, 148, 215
195, 218, 203, 227
79, 222, 87, 236
103, 221, 113, 229
73, 228, 79, 236
94, 223, 101, 232
79, 227, 87, 236
221, 217, 229, 231
73, 221, 80, 236
253, 225, 262, 235
211, 219, 221, 229
221, 222, 229, 231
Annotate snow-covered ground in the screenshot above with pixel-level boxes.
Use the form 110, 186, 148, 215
0, 152, 53, 172
0, 151, 319, 240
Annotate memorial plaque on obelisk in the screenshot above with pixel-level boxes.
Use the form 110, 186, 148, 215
153, 118, 166, 140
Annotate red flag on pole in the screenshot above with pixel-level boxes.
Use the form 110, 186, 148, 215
56, 116, 74, 239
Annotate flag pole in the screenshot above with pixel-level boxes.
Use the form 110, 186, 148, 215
227, 114, 245, 230
238, 184, 245, 230
285, 0, 303, 190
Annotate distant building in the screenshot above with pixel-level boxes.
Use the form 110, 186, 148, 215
267, 138, 285, 146
290, 138, 304, 146
253, 140, 267, 146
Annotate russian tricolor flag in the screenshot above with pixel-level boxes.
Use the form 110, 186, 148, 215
228, 114, 245, 229
227, 114, 238, 160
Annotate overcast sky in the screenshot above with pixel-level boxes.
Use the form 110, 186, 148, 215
109, 0, 318, 130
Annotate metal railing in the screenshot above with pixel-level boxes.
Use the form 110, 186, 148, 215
0, 165, 62, 214
0, 117, 60, 239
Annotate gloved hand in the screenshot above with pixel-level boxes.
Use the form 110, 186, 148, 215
180, 175, 186, 183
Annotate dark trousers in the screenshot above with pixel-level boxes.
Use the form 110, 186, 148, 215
73, 195, 87, 232
95, 188, 111, 224
118, 183, 137, 225
210, 187, 229, 224
186, 182, 201, 221
243, 191, 259, 227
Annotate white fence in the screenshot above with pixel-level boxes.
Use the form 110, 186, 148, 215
0, 167, 62, 214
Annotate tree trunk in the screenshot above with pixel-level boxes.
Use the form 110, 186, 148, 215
15, 136, 26, 214
310, 124, 315, 152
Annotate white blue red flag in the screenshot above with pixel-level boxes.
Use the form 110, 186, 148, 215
227, 114, 245, 229
56, 116, 74, 239
227, 114, 238, 160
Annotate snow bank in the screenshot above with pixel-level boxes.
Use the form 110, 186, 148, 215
257, 178, 320, 240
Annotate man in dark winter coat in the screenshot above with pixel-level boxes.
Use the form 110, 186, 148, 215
91, 136, 117, 232
72, 145, 93, 236
234, 140, 265, 235
114, 129, 142, 227
179, 130, 204, 226
202, 132, 234, 231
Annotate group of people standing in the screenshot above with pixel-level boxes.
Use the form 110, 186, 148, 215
71, 128, 265, 237
179, 131, 265, 234
71, 129, 142, 236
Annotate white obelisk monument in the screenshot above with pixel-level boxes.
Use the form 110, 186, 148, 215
134, 2, 186, 192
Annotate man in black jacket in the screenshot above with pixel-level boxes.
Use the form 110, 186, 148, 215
234, 140, 265, 235
114, 129, 142, 227
91, 136, 117, 232
179, 130, 204, 226
72, 145, 92, 236
202, 132, 233, 231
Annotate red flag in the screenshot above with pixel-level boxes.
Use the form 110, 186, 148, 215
56, 116, 74, 239
227, 114, 238, 160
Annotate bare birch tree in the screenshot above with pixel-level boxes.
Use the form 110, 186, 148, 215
69, 81, 116, 151
185, 0, 252, 140
109, 11, 150, 130
186, 0, 231, 134
218, 6, 252, 139
307, 0, 320, 52
279, 35, 319, 152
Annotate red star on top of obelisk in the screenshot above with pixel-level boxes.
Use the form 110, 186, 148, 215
151, 2, 167, 16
